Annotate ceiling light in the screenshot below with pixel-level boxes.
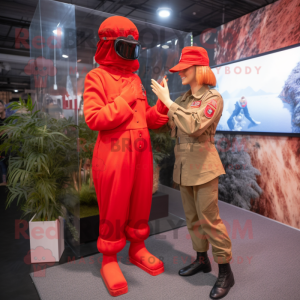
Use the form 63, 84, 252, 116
53, 28, 62, 36
175, 39, 178, 45
14, 90, 18, 92
167, 40, 172, 43
62, 54, 68, 58
157, 44, 161, 47
157, 7, 172, 18
162, 45, 169, 49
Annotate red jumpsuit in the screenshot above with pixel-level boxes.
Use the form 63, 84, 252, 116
83, 16, 169, 296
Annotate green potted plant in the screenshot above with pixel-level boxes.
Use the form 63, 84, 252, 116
147, 97, 174, 194
60, 116, 99, 244
77, 116, 98, 216
0, 96, 79, 263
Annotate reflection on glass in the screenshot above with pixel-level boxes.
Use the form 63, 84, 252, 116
28, 0, 80, 257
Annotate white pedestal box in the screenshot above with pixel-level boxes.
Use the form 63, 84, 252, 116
29, 215, 65, 263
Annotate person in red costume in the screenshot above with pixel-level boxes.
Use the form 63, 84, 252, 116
83, 16, 169, 297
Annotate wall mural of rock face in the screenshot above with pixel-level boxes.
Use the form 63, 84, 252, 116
249, 135, 300, 229
158, 0, 300, 230
194, 0, 300, 67
159, 134, 300, 230
213, 134, 300, 230
214, 134, 262, 210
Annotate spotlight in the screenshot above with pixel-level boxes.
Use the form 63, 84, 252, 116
62, 54, 68, 58
53, 27, 62, 36
157, 7, 172, 18
14, 90, 18, 92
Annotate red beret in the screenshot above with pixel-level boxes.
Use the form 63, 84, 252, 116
169, 46, 209, 73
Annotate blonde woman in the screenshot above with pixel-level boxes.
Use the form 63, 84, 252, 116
151, 46, 235, 300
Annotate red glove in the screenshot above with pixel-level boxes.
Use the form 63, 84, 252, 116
120, 79, 137, 107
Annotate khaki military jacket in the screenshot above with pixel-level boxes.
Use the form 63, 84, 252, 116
156, 85, 226, 186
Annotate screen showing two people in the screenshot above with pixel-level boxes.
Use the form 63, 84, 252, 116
213, 45, 300, 134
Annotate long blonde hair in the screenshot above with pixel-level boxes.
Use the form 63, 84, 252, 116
195, 66, 216, 87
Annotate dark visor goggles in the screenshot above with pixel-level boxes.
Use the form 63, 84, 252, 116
99, 35, 141, 60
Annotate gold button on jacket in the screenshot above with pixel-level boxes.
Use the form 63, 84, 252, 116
155, 85, 226, 186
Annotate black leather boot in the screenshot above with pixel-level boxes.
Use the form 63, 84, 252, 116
209, 263, 235, 299
178, 252, 212, 276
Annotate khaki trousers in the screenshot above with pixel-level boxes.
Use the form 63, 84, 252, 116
179, 177, 232, 264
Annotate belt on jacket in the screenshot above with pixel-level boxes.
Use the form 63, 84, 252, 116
175, 135, 215, 145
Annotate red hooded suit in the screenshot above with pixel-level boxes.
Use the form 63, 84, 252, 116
83, 16, 169, 296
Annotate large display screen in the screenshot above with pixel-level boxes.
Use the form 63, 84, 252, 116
212, 45, 300, 134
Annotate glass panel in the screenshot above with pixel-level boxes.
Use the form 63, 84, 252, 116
29, 0, 80, 257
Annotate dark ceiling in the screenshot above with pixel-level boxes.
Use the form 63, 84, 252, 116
0, 0, 278, 93
64, 0, 278, 36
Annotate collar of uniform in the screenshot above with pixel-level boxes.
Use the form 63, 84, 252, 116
193, 85, 210, 99
99, 65, 131, 81
180, 85, 209, 102
180, 90, 192, 102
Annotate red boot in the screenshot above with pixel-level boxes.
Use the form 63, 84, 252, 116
129, 242, 164, 276
101, 255, 128, 297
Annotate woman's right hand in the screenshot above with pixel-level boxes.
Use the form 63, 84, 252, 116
151, 78, 173, 109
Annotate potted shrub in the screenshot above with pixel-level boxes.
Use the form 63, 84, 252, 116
77, 116, 98, 214
73, 117, 99, 243
0, 96, 79, 263
147, 97, 174, 193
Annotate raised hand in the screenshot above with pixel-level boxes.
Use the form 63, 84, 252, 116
151, 78, 171, 106
156, 76, 169, 114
